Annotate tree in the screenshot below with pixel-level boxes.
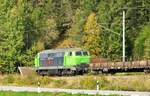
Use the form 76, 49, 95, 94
97, 0, 123, 59
60, 0, 100, 48
120, 0, 150, 59
82, 13, 101, 55
0, 0, 25, 73
134, 23, 150, 59
65, 8, 86, 47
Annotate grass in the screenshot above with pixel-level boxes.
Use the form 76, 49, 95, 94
0, 73, 150, 91
114, 72, 145, 76
0, 91, 119, 96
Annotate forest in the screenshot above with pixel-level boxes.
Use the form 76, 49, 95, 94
0, 0, 150, 73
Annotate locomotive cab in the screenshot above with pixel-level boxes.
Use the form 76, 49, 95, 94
64, 50, 90, 67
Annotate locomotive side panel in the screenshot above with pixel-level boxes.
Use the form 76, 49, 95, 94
39, 52, 64, 67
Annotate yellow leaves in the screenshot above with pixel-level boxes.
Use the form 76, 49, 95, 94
44, 18, 58, 42
32, 40, 44, 52
46, 18, 57, 29
82, 12, 101, 55
10, 0, 24, 18
84, 13, 99, 34
56, 38, 77, 48
10, 6, 18, 17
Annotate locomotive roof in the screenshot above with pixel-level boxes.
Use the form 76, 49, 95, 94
39, 48, 84, 54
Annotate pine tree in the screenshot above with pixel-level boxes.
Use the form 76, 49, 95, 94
97, 0, 123, 59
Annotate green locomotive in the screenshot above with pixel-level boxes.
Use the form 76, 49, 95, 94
34, 48, 90, 75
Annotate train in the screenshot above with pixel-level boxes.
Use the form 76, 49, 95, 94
34, 48, 91, 75
35, 48, 150, 75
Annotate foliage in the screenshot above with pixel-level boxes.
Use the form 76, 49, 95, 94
97, 0, 123, 59
0, 0, 25, 73
134, 23, 150, 59
82, 13, 101, 55
56, 38, 77, 48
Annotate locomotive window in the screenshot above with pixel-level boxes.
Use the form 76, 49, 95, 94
75, 51, 82, 56
68, 52, 72, 56
48, 53, 55, 57
40, 53, 47, 58
83, 51, 88, 56
56, 52, 64, 57
48, 52, 64, 57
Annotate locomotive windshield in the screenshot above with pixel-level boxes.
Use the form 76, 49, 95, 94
83, 51, 88, 56
75, 51, 82, 56
75, 51, 89, 56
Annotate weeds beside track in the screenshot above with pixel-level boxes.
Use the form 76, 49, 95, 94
0, 74, 150, 91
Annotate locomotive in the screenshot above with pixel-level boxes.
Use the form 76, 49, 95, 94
34, 48, 91, 75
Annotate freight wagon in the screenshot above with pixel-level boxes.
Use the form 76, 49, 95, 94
34, 48, 90, 75
90, 58, 150, 74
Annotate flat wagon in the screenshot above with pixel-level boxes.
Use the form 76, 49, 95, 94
90, 58, 150, 74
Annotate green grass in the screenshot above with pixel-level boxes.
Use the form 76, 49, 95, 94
0, 91, 119, 96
